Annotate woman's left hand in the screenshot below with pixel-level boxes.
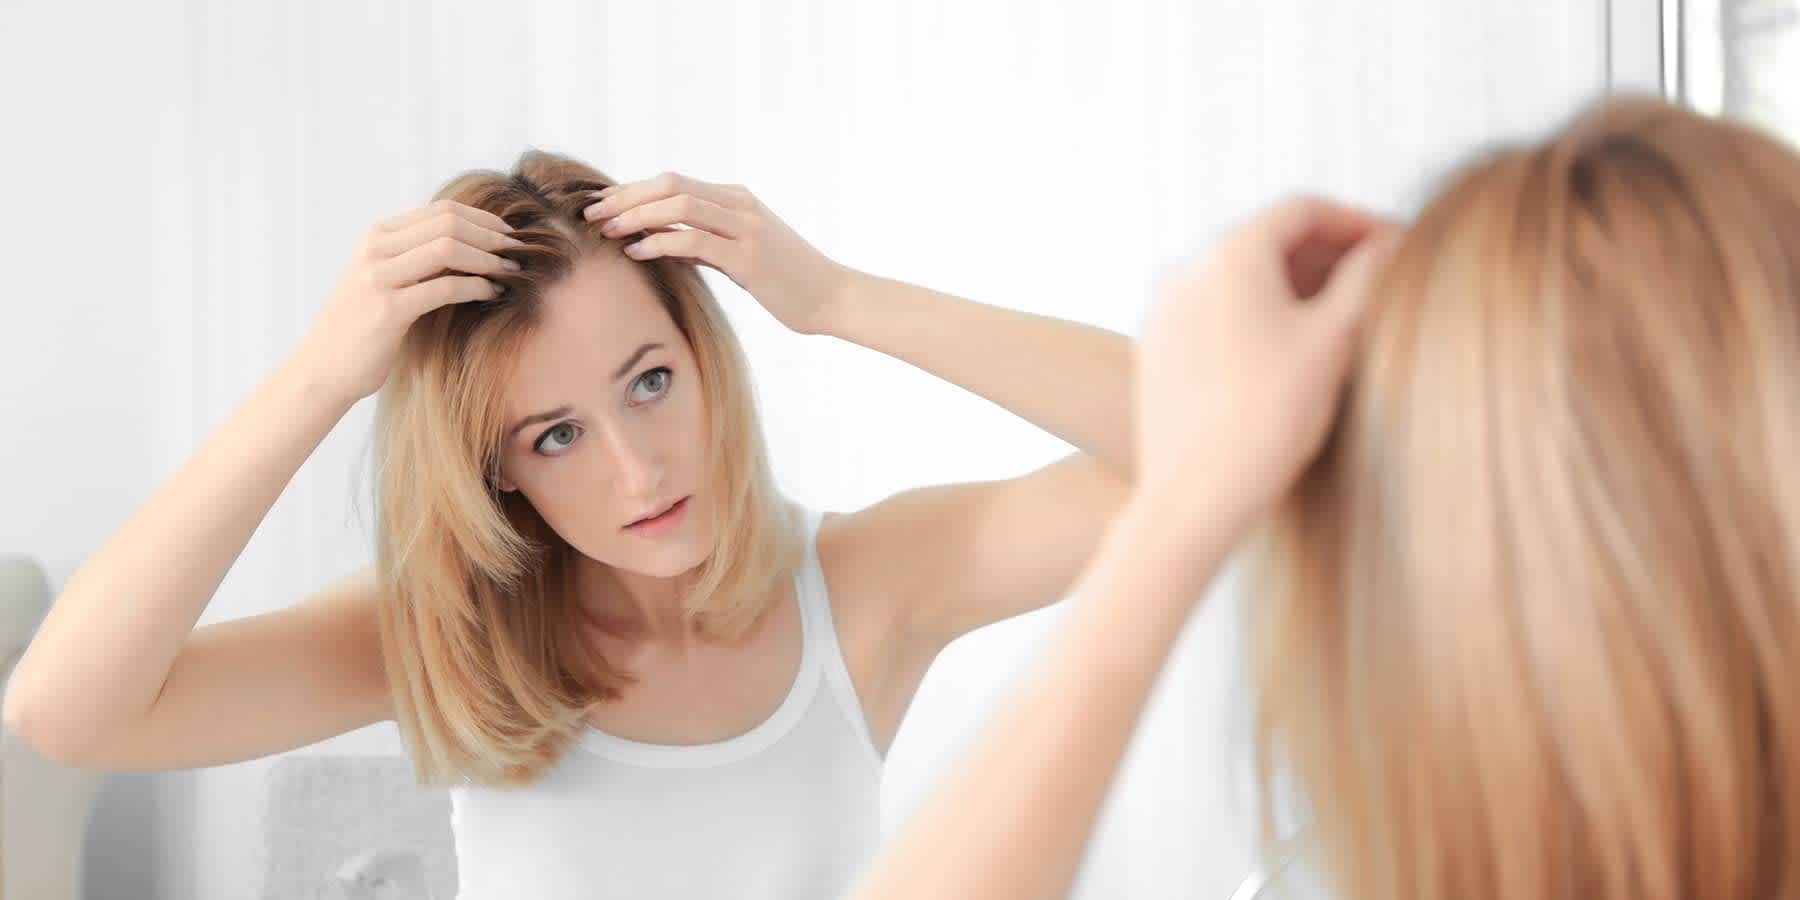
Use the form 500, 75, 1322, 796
1134, 196, 1404, 538
583, 173, 852, 335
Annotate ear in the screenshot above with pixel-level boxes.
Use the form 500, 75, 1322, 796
489, 466, 519, 494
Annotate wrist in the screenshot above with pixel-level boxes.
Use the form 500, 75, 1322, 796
1120, 477, 1263, 561
277, 348, 362, 414
1061, 487, 1245, 636
808, 264, 873, 338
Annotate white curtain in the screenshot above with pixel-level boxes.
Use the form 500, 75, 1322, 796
1, 2, 1614, 897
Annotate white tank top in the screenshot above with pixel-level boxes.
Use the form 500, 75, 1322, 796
447, 507, 886, 900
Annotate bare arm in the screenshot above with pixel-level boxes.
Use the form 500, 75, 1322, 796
839, 196, 1401, 900
1, 363, 380, 769
816, 274, 1138, 645
843, 492, 1239, 900
2, 198, 518, 769
818, 270, 1137, 481
808, 266, 1141, 646
83, 564, 392, 771
831, 453, 1130, 651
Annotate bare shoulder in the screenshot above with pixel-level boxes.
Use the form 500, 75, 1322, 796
813, 504, 905, 632
811, 493, 952, 656
809, 456, 1129, 648
809, 501, 943, 753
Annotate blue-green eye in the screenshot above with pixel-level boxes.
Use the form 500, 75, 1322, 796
629, 366, 673, 404
535, 422, 579, 456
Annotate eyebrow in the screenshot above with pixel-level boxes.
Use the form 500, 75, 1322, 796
507, 342, 666, 441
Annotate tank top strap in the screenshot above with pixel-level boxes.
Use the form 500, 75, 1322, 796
795, 506, 883, 764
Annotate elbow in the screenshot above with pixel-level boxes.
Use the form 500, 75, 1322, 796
3, 677, 42, 750
3, 677, 97, 768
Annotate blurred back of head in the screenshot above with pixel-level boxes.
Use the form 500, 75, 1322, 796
1249, 95, 1800, 900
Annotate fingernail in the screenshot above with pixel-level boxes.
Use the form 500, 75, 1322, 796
598, 185, 618, 197
623, 241, 646, 257
585, 203, 605, 221
501, 258, 522, 271
602, 218, 624, 235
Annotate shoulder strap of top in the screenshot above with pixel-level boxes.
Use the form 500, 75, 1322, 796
795, 506, 883, 764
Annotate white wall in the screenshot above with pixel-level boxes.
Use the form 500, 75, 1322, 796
1, 1, 1617, 897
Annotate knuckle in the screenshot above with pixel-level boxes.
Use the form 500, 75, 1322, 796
369, 286, 402, 317
1280, 191, 1316, 209
1287, 193, 1327, 219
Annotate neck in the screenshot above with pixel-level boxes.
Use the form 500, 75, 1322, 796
575, 557, 700, 639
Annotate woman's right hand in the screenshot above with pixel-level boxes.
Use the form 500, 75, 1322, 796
293, 199, 525, 404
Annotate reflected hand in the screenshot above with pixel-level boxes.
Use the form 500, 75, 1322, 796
582, 172, 851, 335
297, 200, 520, 405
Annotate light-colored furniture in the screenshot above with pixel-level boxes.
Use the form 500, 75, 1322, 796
259, 754, 456, 900
0, 556, 461, 900
0, 555, 106, 900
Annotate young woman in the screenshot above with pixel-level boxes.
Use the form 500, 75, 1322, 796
3, 152, 1134, 898
842, 95, 1800, 900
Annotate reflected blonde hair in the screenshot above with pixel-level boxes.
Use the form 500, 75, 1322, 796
369, 151, 802, 786
1248, 96, 1800, 900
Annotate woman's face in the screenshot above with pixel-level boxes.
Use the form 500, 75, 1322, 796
494, 250, 715, 578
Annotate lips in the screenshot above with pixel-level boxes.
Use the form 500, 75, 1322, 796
626, 496, 685, 527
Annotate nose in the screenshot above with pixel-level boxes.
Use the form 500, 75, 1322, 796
595, 421, 664, 499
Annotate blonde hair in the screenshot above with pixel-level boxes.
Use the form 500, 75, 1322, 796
1248, 95, 1800, 900
369, 150, 803, 786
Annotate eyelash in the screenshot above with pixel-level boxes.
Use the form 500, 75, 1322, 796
532, 366, 675, 456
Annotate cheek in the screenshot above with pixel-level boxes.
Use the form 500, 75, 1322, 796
669, 384, 713, 490
670, 378, 710, 445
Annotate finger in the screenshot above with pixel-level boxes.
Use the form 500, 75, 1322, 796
1306, 226, 1406, 351
374, 236, 520, 288
375, 199, 512, 235
1259, 198, 1397, 298
583, 172, 749, 222
394, 274, 504, 318
596, 193, 745, 241
370, 210, 526, 260
621, 228, 740, 268
1287, 231, 1374, 298
1257, 195, 1392, 258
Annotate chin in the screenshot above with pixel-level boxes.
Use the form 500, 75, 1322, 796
624, 532, 713, 578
